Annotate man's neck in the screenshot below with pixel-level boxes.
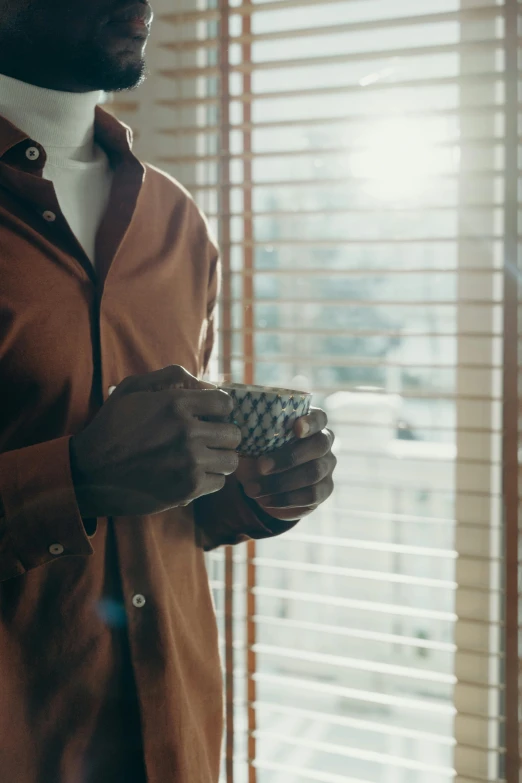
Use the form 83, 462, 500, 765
0, 62, 88, 93
0, 73, 103, 153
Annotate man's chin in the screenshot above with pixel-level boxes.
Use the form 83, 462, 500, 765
71, 41, 147, 92
85, 60, 146, 93
104, 62, 146, 92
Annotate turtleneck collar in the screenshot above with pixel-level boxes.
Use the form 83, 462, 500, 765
0, 74, 104, 152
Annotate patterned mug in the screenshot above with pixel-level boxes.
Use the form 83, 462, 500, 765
218, 383, 312, 457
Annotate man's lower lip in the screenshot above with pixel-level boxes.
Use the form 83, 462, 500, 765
107, 20, 149, 38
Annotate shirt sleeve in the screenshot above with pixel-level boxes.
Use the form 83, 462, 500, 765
194, 234, 301, 550
0, 435, 95, 581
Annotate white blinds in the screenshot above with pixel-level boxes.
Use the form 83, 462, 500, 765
109, 1, 520, 781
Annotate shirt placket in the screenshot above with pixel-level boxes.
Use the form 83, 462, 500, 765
0, 138, 98, 286
2, 131, 154, 771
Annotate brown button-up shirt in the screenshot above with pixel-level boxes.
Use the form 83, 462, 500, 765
0, 106, 295, 783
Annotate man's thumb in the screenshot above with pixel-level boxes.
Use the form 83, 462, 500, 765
113, 365, 217, 396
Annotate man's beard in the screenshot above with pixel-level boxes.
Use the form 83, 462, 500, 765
0, 6, 148, 93
54, 40, 147, 92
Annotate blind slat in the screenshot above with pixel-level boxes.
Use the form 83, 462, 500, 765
247, 759, 370, 783
157, 103, 508, 126
252, 671, 456, 714
254, 730, 454, 774
209, 205, 506, 215
161, 7, 501, 51
160, 0, 503, 24
249, 699, 458, 744
223, 328, 503, 338
159, 137, 508, 166
184, 170, 504, 190
252, 644, 457, 685
222, 268, 503, 275
215, 611, 458, 653
158, 38, 506, 79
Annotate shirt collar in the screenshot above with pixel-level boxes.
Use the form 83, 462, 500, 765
94, 105, 135, 162
0, 104, 135, 164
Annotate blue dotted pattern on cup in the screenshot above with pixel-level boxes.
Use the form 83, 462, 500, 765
227, 389, 311, 456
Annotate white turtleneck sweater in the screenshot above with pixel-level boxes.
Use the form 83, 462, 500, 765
0, 74, 113, 266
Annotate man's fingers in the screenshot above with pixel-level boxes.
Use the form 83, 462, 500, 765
196, 421, 242, 451
243, 453, 336, 499
258, 429, 333, 475
294, 407, 329, 439
180, 389, 234, 419
201, 448, 240, 476
258, 475, 334, 509
199, 473, 227, 496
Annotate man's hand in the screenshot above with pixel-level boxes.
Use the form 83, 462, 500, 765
70, 365, 241, 519
236, 408, 336, 522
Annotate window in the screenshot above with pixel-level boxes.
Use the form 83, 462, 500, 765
110, 1, 520, 781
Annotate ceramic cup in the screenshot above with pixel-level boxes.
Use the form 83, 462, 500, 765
217, 383, 312, 457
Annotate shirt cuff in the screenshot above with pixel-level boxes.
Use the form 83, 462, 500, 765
0, 435, 94, 576
193, 474, 300, 551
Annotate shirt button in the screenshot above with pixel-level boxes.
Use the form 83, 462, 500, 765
108, 385, 116, 396
49, 543, 64, 556
42, 210, 56, 222
132, 594, 146, 609
25, 146, 40, 161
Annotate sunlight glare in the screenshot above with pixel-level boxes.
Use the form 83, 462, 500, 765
349, 118, 454, 201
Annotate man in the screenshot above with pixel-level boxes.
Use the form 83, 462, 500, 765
0, 1, 336, 781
